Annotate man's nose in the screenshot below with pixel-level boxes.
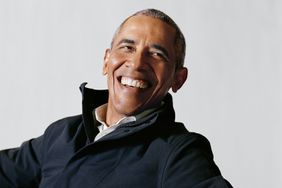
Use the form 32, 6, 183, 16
128, 51, 148, 71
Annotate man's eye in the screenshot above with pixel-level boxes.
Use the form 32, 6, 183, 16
151, 52, 168, 62
120, 45, 134, 51
152, 52, 161, 57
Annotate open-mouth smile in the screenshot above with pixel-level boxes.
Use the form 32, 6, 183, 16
119, 76, 149, 89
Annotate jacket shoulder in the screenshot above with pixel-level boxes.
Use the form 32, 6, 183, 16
164, 122, 211, 149
45, 115, 83, 133
160, 124, 232, 187
43, 115, 83, 146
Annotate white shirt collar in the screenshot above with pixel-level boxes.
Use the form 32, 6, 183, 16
93, 102, 164, 142
94, 103, 136, 132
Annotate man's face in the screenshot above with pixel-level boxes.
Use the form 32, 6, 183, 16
103, 15, 186, 123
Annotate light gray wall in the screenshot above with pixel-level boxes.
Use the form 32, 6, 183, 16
0, 1, 281, 187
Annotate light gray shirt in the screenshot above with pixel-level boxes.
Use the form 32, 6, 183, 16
93, 103, 164, 142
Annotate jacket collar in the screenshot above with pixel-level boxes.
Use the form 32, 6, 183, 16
79, 82, 176, 142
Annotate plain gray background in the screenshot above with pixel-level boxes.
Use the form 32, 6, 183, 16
0, 0, 281, 187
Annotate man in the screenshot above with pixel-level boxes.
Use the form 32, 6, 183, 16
0, 9, 232, 187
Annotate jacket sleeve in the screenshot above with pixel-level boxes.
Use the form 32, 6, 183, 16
0, 136, 44, 188
161, 133, 232, 188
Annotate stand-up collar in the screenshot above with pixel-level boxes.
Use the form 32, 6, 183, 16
79, 82, 176, 142
80, 83, 108, 141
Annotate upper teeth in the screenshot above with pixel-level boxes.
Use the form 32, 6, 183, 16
121, 77, 148, 89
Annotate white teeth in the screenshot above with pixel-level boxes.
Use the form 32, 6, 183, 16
121, 77, 148, 89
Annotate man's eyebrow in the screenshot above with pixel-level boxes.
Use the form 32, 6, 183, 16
117, 39, 135, 46
151, 44, 170, 60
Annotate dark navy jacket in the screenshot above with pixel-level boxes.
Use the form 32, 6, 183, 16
0, 83, 232, 187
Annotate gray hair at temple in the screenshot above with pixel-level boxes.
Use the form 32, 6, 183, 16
111, 9, 186, 71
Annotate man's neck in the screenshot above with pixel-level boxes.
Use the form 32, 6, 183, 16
104, 102, 164, 127
105, 108, 128, 127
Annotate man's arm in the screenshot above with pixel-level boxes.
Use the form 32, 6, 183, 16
0, 136, 44, 187
161, 133, 232, 188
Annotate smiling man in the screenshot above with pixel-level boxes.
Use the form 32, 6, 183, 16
0, 9, 232, 188
103, 14, 187, 125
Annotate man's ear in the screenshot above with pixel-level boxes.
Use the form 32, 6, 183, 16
171, 67, 188, 93
103, 49, 111, 75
